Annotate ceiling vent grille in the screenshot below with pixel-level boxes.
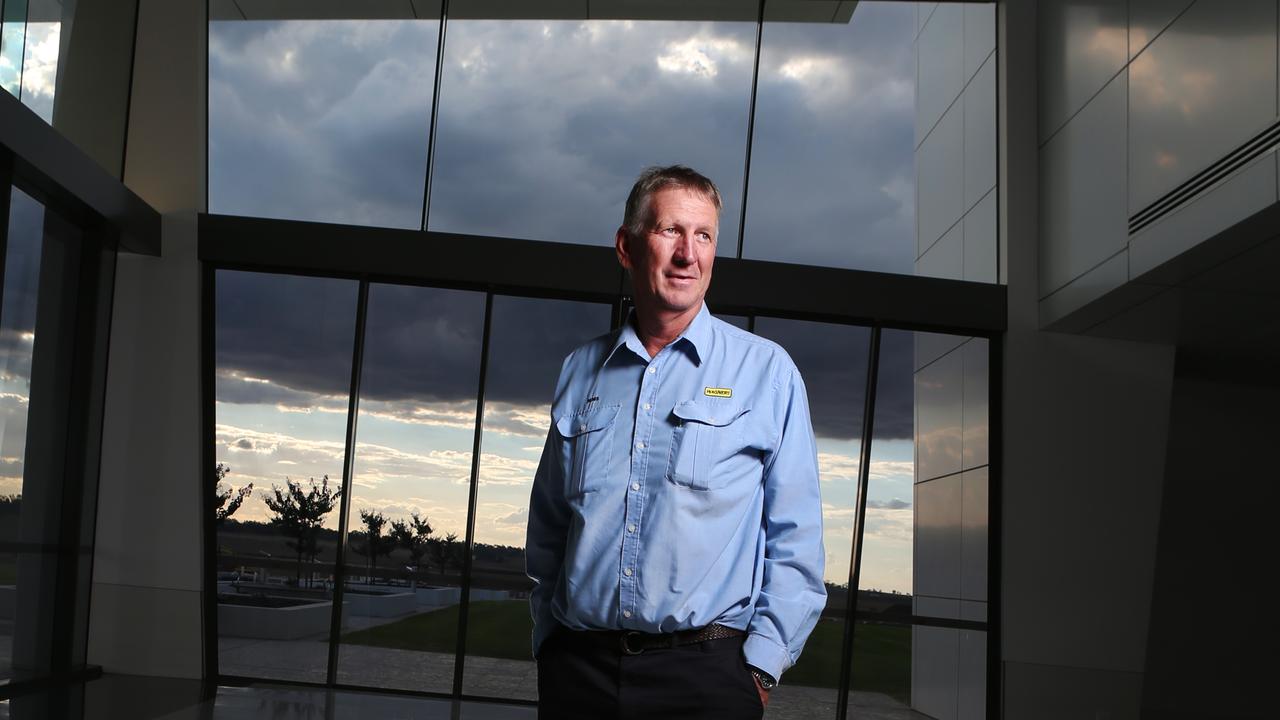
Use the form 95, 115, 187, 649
1129, 117, 1280, 235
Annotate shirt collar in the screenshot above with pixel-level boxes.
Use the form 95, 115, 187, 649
605, 302, 712, 367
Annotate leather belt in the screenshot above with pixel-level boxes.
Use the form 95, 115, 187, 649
562, 623, 745, 656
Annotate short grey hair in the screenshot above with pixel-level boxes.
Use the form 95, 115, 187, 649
622, 165, 723, 243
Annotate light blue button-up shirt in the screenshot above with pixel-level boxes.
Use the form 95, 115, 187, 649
525, 303, 826, 681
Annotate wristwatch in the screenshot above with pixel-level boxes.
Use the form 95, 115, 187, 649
748, 666, 777, 690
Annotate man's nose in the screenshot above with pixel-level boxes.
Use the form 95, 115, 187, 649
672, 232, 695, 263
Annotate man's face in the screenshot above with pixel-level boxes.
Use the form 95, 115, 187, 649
616, 186, 719, 317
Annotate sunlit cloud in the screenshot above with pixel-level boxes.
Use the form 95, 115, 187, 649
656, 34, 749, 78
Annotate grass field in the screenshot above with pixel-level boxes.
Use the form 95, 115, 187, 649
342, 601, 910, 704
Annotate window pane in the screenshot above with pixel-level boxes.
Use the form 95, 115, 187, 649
461, 295, 611, 699
0, 0, 63, 122
427, 3, 754, 253
744, 2, 916, 271
208, 17, 440, 228
752, 316, 870, 716
847, 328, 989, 718
214, 270, 359, 683
335, 284, 486, 694
1, 1, 30, 99
0, 188, 47, 681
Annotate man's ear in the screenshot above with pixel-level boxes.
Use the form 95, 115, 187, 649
615, 227, 633, 271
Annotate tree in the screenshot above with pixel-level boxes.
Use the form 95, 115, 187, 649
213, 463, 253, 524
427, 531, 464, 576
351, 508, 394, 585
390, 512, 432, 585
390, 512, 432, 566
262, 475, 341, 587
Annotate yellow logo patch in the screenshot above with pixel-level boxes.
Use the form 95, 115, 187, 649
704, 387, 733, 398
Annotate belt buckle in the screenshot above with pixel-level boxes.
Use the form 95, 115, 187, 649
620, 631, 645, 655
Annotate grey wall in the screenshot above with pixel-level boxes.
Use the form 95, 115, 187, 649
1001, 1, 1180, 717
88, 0, 207, 679
1139, 353, 1275, 719
910, 4, 997, 717
915, 1, 999, 285
1037, 0, 1280, 327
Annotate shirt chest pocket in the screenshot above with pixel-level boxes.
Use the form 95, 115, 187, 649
668, 400, 751, 491
554, 402, 621, 499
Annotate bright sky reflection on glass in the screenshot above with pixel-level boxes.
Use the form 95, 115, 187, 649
427, 15, 753, 253
208, 20, 439, 228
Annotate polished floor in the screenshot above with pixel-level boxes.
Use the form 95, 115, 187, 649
0, 673, 929, 719
0, 675, 537, 720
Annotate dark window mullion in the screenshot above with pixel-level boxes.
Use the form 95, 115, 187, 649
326, 279, 371, 685
452, 291, 494, 698
835, 325, 882, 720
735, 0, 766, 260
201, 261, 218, 693
419, 0, 450, 231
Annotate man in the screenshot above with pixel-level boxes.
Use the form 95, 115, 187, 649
525, 166, 826, 719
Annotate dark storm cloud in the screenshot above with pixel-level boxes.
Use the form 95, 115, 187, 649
484, 295, 614, 407
214, 270, 611, 407
753, 316, 914, 442
214, 270, 359, 399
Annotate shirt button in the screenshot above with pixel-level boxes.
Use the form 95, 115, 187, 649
579, 423, 587, 432
631, 482, 640, 491
635, 441, 645, 449
623, 610, 632, 618
627, 524, 636, 533
623, 568, 633, 576
647, 367, 656, 375
643, 403, 651, 411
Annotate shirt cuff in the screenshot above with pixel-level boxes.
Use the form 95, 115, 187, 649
742, 632, 791, 683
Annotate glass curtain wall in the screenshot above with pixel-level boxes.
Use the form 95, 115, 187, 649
207, 1, 999, 282
208, 276, 994, 719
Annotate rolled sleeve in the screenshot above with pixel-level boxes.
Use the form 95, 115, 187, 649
743, 368, 827, 682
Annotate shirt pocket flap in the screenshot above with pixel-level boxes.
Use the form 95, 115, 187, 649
556, 402, 621, 437
672, 400, 750, 427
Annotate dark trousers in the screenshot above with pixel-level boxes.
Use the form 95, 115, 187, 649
536, 626, 764, 720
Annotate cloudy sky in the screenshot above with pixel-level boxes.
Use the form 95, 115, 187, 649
200, 3, 979, 594
208, 3, 920, 271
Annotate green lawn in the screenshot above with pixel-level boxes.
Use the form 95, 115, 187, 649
343, 601, 910, 704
